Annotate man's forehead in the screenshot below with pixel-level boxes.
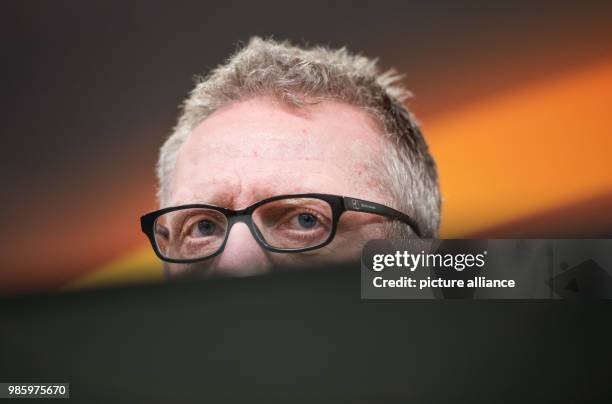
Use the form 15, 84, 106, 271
169, 97, 386, 207
182, 131, 339, 162
179, 97, 383, 160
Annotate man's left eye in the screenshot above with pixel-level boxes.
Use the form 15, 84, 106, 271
295, 213, 318, 229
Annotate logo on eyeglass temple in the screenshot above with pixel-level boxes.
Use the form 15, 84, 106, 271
351, 199, 359, 210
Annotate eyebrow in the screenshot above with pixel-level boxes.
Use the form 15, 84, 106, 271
170, 199, 224, 209
169, 192, 233, 208
170, 188, 329, 209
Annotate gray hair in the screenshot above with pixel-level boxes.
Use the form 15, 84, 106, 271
157, 37, 441, 237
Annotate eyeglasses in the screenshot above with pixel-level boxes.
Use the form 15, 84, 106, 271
140, 193, 421, 263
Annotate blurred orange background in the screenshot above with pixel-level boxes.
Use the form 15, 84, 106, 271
2, 1, 611, 294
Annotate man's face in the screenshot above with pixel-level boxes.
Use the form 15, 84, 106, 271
166, 96, 389, 277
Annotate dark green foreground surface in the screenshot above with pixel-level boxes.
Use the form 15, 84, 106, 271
1, 267, 611, 403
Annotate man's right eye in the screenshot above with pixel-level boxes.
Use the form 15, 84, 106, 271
189, 219, 217, 238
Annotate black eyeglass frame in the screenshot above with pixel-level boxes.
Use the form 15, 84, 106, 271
140, 193, 422, 264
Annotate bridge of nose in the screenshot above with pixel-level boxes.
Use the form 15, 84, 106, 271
211, 221, 272, 276
227, 214, 265, 243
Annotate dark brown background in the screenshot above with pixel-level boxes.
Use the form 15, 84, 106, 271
2, 1, 612, 293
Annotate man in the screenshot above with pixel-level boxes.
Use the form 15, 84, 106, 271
141, 37, 441, 277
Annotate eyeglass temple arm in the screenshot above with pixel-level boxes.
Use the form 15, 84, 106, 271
342, 197, 422, 238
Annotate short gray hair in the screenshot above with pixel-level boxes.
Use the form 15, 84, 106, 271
157, 37, 441, 237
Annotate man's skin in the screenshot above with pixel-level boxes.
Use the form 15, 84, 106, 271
165, 96, 391, 277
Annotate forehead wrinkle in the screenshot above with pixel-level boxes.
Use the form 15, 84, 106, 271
172, 146, 384, 209
185, 133, 338, 163
169, 166, 242, 207
174, 168, 345, 209
182, 131, 380, 175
